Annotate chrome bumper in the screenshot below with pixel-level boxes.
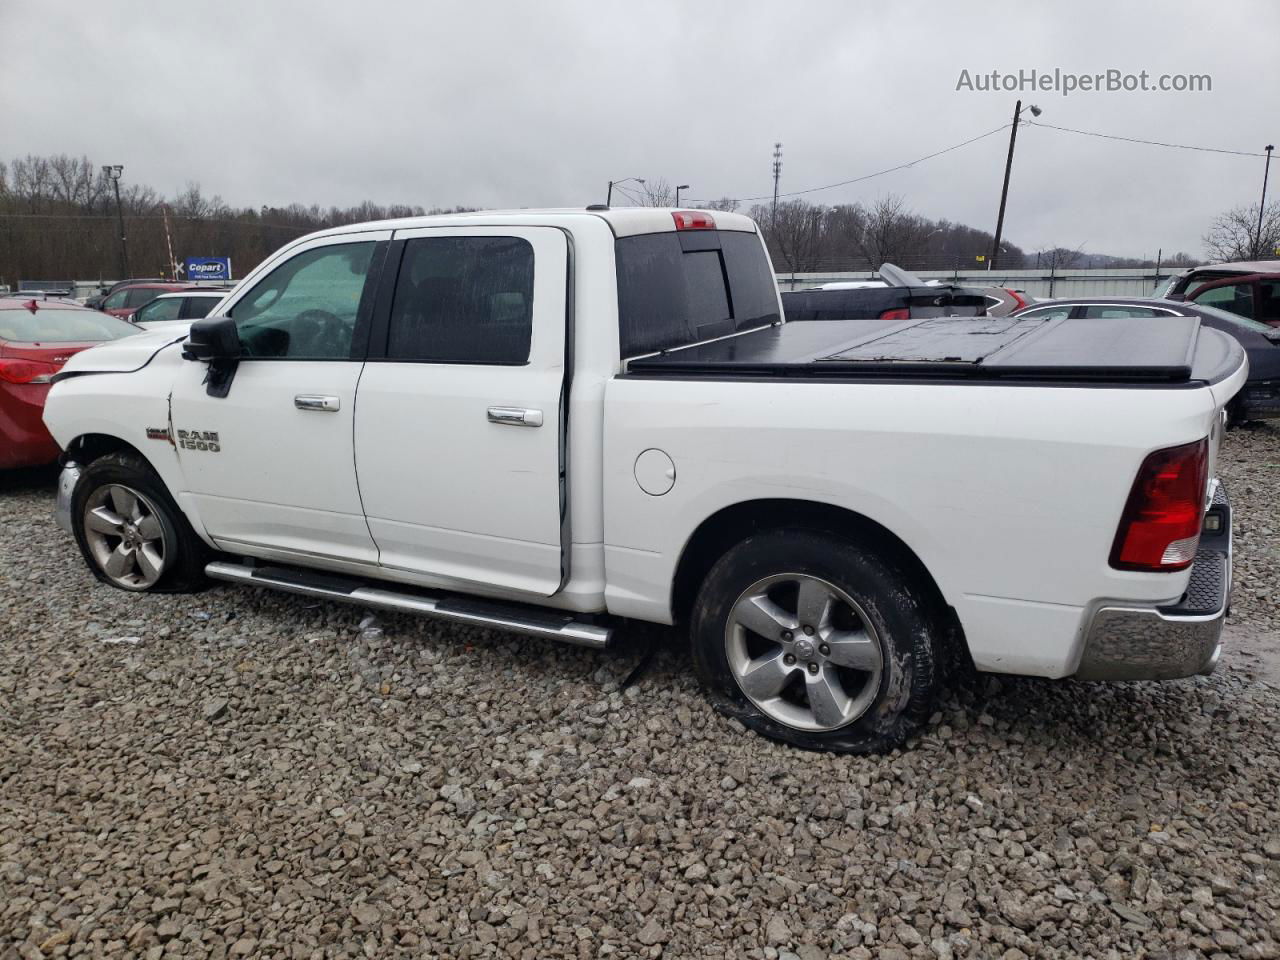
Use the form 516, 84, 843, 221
1075, 482, 1231, 681
54, 460, 81, 535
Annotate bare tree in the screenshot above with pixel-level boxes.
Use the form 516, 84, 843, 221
770, 199, 826, 274
1035, 245, 1086, 271
856, 194, 929, 268
1204, 202, 1280, 262
638, 178, 674, 207
704, 197, 740, 213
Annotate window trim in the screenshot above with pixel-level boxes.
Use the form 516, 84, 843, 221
214, 231, 392, 363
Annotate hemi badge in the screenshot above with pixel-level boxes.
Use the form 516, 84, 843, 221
146, 427, 170, 441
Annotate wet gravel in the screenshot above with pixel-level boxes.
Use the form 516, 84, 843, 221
1, 424, 1278, 960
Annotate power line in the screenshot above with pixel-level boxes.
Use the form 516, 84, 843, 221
1024, 120, 1269, 158
686, 122, 1015, 205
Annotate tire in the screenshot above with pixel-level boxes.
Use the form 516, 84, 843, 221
71, 451, 210, 593
691, 529, 938, 754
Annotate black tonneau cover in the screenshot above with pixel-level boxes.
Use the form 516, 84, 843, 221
626, 315, 1243, 385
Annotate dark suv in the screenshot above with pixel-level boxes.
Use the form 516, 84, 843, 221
781, 263, 988, 322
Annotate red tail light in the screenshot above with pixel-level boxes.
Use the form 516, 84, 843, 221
1007, 290, 1027, 310
0, 358, 59, 385
1110, 439, 1208, 572
879, 308, 910, 321
672, 210, 716, 231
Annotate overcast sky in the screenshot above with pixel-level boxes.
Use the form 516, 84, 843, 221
4, 0, 1278, 258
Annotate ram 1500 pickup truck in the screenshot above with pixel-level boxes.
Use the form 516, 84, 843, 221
43, 207, 1244, 753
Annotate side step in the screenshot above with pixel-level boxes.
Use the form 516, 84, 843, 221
205, 561, 613, 650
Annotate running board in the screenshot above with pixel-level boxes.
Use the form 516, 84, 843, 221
205, 561, 612, 650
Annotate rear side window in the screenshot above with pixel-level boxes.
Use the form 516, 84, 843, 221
386, 236, 534, 363
125, 287, 163, 309
185, 297, 218, 319
616, 230, 780, 357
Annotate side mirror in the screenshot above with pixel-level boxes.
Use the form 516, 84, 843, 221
183, 315, 241, 361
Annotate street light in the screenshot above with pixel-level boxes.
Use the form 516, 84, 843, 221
101, 164, 130, 279
606, 177, 645, 206
1255, 144, 1274, 260
989, 101, 1041, 271
675, 184, 690, 206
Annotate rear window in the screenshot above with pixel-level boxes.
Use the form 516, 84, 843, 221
0, 307, 140, 343
616, 230, 779, 357
126, 286, 165, 309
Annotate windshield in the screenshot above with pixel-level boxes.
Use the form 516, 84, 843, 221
1194, 302, 1280, 337
0, 307, 141, 343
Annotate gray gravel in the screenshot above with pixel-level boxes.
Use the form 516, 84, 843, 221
2, 425, 1279, 960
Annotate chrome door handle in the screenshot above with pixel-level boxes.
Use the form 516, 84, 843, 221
295, 395, 340, 412
487, 406, 543, 427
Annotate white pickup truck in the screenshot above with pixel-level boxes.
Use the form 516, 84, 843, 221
44, 208, 1243, 753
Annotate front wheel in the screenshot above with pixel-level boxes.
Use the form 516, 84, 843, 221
71, 451, 210, 593
691, 529, 939, 753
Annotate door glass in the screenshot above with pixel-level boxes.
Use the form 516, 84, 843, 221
1257, 281, 1280, 324
103, 290, 129, 310
1080, 306, 1171, 319
386, 236, 534, 363
185, 297, 218, 319
231, 243, 375, 359
1193, 283, 1254, 319
136, 297, 183, 323
126, 287, 164, 309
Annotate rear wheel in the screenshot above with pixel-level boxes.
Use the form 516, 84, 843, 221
72, 451, 210, 593
691, 529, 938, 753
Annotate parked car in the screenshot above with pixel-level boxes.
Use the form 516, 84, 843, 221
131, 290, 230, 329
85, 278, 169, 310
1012, 296, 1280, 421
0, 298, 140, 469
44, 208, 1242, 754
100, 282, 203, 319
782, 264, 989, 321
1163, 261, 1280, 327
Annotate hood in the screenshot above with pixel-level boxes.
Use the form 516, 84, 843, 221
54, 323, 190, 379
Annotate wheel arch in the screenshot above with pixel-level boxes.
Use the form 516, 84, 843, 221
65, 432, 152, 468
671, 498, 968, 662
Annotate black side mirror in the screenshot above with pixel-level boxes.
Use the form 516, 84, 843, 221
183, 315, 241, 361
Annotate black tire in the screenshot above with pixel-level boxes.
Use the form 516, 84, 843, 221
691, 529, 938, 753
71, 451, 210, 593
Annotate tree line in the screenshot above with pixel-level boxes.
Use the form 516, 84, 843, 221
0, 153, 1257, 287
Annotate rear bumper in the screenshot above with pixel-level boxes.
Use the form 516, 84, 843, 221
1238, 379, 1280, 420
1075, 482, 1231, 681
0, 382, 60, 469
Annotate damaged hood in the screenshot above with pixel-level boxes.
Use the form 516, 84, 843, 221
53, 323, 191, 379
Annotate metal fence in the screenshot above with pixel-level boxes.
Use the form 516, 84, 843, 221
776, 267, 1181, 299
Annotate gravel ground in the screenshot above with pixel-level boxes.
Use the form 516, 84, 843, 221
2, 425, 1278, 960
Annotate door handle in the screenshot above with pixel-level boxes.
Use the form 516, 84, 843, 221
295, 395, 340, 412
487, 406, 543, 427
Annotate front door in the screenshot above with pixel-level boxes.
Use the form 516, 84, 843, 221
170, 231, 390, 564
354, 226, 568, 596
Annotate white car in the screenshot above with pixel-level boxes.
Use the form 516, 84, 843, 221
43, 207, 1243, 753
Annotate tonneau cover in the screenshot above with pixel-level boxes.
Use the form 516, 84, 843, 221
626, 315, 1242, 385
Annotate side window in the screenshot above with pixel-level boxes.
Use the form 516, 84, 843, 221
126, 287, 162, 309
1015, 305, 1071, 321
1193, 283, 1254, 319
184, 297, 217, 319
230, 242, 375, 359
1258, 281, 1280, 324
103, 290, 129, 310
138, 297, 183, 323
1080, 306, 1170, 319
386, 236, 534, 363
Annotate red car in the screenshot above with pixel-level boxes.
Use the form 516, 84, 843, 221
0, 297, 141, 468
100, 282, 203, 319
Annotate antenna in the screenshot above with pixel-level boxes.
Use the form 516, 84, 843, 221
771, 142, 783, 226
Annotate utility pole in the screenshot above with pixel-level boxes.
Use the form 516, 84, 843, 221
771, 142, 783, 228
1154, 248, 1162, 293
990, 101, 1040, 271
102, 165, 130, 279
1255, 144, 1274, 260
161, 203, 178, 280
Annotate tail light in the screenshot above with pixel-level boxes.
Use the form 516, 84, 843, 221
1110, 439, 1208, 572
0, 358, 59, 385
879, 308, 910, 321
1007, 290, 1027, 311
672, 210, 716, 231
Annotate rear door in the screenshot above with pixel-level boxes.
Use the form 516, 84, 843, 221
353, 226, 568, 596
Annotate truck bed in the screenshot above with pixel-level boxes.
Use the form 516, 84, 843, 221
626, 315, 1243, 386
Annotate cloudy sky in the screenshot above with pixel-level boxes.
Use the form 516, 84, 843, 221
4, 0, 1277, 258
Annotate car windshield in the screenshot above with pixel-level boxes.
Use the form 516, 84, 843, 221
0, 307, 141, 343
1194, 302, 1280, 337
